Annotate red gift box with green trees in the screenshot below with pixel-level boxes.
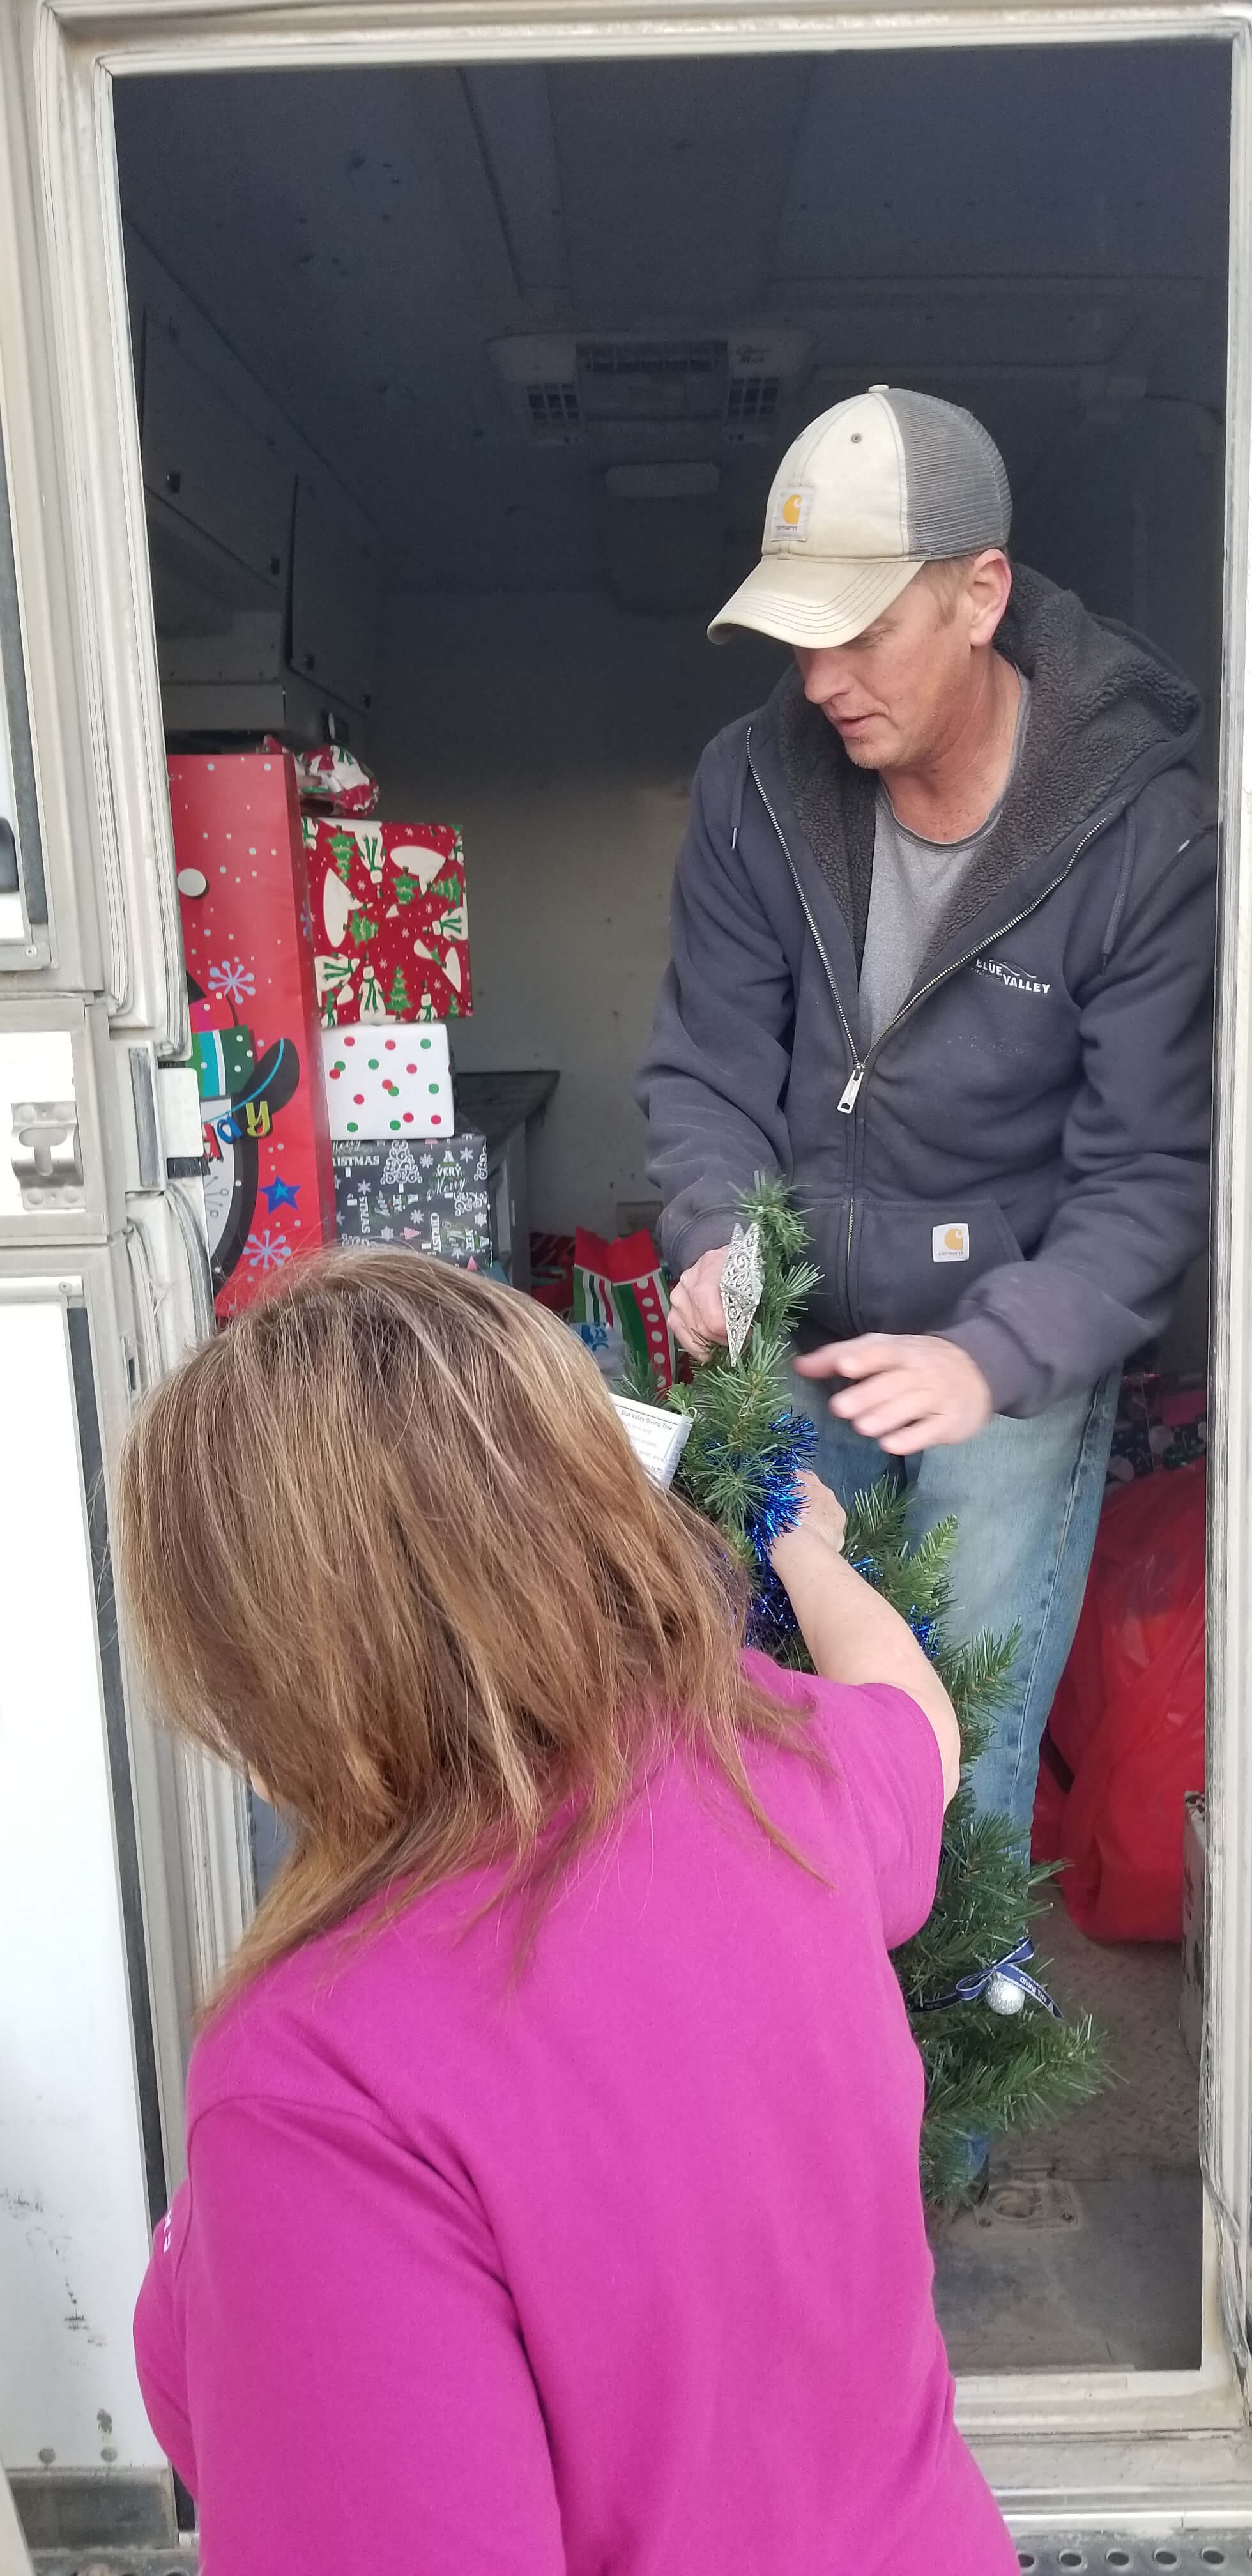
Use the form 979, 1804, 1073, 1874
301, 815, 471, 1028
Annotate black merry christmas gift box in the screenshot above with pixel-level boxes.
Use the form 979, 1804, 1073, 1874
332, 1132, 492, 1265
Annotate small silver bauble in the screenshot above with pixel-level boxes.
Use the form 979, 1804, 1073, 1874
984, 1970, 1026, 2016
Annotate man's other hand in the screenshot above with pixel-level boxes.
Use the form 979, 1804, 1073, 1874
793, 1333, 993, 1452
669, 1246, 732, 1358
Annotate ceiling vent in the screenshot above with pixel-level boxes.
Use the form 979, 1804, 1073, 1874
525, 378, 581, 442
725, 372, 781, 434
490, 332, 811, 447
577, 339, 726, 425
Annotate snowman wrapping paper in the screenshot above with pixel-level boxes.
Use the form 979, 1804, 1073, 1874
172, 751, 335, 1319
302, 815, 471, 1027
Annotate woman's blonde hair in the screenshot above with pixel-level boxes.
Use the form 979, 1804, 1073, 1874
115, 1247, 809, 1999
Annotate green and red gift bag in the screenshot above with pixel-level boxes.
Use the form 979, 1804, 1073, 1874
572, 1228, 676, 1394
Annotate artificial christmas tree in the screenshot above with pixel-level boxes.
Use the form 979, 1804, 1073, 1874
627, 1176, 1102, 2206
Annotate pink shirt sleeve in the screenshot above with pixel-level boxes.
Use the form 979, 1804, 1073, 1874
742, 1652, 944, 1947
812, 1676, 946, 1946
134, 2094, 566, 2575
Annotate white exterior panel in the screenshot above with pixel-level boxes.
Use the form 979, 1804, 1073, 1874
0, 1289, 158, 2471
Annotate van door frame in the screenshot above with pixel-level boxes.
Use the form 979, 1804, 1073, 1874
21, 0, 1252, 2483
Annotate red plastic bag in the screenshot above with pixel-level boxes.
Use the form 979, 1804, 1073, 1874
1032, 1459, 1206, 1942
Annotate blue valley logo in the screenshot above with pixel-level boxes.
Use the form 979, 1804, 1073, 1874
972, 955, 1052, 998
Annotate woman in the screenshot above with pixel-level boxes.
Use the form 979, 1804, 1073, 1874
118, 1247, 1015, 2575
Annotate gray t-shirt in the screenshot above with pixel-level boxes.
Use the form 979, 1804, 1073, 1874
857, 673, 1031, 1048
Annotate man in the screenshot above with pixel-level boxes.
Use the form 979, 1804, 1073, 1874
637, 386, 1215, 1837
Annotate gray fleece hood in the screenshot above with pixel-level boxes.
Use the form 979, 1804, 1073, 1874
767, 563, 1205, 974
639, 566, 1216, 1416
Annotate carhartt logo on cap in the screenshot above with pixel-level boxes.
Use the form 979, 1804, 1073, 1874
770, 484, 814, 546
933, 1222, 970, 1263
710, 386, 1012, 649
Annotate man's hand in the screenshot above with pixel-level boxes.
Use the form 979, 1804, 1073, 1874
669, 1245, 731, 1358
793, 1333, 993, 1453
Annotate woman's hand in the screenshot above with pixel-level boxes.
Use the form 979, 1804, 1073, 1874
772, 1469, 846, 1563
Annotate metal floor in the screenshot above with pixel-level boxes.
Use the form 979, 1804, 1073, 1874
1012, 2544, 1252, 2573
27, 2536, 1252, 2573
30, 2558, 194, 2573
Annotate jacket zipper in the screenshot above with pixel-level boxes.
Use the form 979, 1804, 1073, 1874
833, 822, 1103, 1110
744, 738, 865, 1307
745, 732, 1108, 1113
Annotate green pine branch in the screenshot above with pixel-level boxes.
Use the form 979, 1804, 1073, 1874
918, 2014, 1103, 2205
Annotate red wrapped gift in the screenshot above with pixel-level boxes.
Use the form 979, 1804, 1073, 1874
172, 751, 335, 1320
530, 1231, 576, 1316
301, 815, 471, 1028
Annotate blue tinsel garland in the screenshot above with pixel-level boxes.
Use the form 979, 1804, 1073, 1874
743, 1410, 820, 1558
739, 1432, 944, 1664
721, 1409, 817, 1652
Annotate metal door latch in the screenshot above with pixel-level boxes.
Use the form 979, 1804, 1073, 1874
10, 1098, 84, 1209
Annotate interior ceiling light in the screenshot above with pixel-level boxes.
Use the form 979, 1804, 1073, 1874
489, 332, 812, 447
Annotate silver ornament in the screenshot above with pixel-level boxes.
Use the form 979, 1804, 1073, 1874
719, 1222, 765, 1364
984, 1970, 1026, 2017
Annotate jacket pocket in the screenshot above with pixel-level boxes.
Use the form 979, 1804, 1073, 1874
852, 1197, 1023, 1337
792, 1188, 856, 1340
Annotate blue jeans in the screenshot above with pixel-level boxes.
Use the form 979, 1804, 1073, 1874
786, 1364, 1120, 1844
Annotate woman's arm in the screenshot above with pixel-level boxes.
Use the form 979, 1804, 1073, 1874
771, 1476, 961, 1805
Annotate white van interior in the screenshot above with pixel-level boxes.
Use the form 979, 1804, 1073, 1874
111, 38, 1228, 2380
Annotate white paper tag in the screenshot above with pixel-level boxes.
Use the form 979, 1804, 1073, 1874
611, 1395, 693, 1489
932, 1222, 970, 1263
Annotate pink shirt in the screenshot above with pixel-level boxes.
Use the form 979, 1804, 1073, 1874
135, 1653, 1015, 2575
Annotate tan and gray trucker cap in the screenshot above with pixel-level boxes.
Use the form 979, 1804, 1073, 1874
710, 385, 1012, 647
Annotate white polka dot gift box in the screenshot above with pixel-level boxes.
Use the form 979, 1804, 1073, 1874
319, 1022, 454, 1142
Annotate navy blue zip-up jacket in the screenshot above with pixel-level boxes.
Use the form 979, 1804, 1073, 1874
637, 567, 1216, 1418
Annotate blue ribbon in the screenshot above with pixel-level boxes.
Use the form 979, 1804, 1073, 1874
910, 1935, 1062, 2020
